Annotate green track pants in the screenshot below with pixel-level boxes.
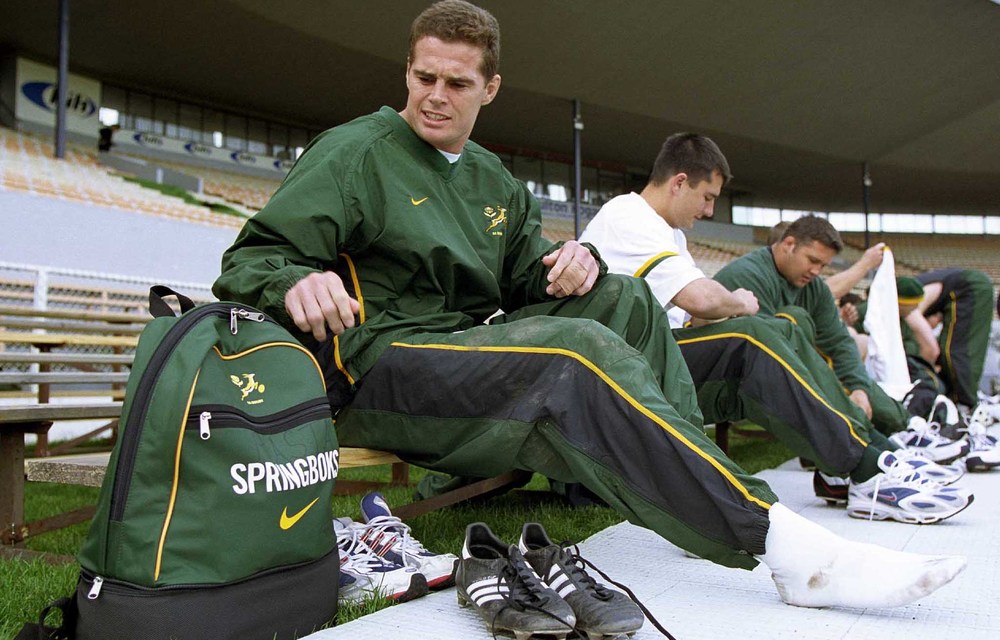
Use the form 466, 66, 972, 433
674, 316, 887, 482
331, 275, 775, 569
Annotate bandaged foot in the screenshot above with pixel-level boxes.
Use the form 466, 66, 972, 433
758, 503, 966, 608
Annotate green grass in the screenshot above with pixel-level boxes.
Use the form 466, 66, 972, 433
0, 430, 792, 637
121, 175, 248, 218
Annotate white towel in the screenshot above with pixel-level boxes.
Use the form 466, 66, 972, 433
863, 248, 914, 400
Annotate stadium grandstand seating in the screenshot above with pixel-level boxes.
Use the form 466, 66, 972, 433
6, 123, 992, 293
0, 126, 243, 229
0, 276, 210, 316
539, 212, 577, 243
843, 232, 1000, 286
156, 159, 281, 212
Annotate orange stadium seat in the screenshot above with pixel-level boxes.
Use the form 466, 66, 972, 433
0, 126, 244, 229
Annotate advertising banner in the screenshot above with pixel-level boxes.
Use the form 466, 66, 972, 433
114, 128, 294, 174
14, 57, 101, 137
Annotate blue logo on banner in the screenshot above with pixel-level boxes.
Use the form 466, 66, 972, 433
184, 142, 212, 156
132, 132, 164, 146
21, 81, 97, 117
274, 159, 294, 171
230, 151, 257, 165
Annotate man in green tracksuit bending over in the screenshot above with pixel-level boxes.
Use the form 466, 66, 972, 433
214, 0, 964, 611
714, 217, 918, 438
912, 269, 996, 411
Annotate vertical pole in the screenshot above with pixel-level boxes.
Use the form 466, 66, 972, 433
862, 162, 872, 249
54, 0, 70, 159
573, 99, 584, 239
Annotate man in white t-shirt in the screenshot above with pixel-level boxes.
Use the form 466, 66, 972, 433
580, 133, 970, 524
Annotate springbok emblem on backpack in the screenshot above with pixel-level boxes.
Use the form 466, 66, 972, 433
230, 373, 266, 404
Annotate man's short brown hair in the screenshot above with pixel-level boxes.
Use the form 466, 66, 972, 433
783, 215, 844, 253
648, 133, 733, 189
409, 0, 500, 80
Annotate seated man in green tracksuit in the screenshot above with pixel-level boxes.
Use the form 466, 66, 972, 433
579, 132, 968, 521
214, 0, 966, 612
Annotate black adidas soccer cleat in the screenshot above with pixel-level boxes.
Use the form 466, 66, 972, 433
456, 522, 576, 640
519, 523, 644, 640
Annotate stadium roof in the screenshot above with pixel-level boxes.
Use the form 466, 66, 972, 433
4, 0, 999, 215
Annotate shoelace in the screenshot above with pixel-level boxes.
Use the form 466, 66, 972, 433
487, 552, 573, 640
550, 545, 612, 600
868, 457, 943, 522
911, 419, 952, 445
359, 515, 430, 565
337, 525, 396, 575
565, 542, 677, 640
960, 419, 997, 451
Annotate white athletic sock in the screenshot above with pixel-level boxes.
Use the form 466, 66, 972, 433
757, 503, 966, 608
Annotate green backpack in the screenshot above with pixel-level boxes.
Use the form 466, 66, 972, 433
72, 287, 340, 639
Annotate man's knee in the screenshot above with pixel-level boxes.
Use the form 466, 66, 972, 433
590, 273, 658, 308
774, 305, 817, 344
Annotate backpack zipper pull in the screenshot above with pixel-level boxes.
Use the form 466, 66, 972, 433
230, 307, 266, 335
199, 411, 212, 440
88, 575, 104, 600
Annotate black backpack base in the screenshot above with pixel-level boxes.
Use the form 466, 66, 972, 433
74, 549, 340, 640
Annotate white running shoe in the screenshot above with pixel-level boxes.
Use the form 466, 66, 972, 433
892, 448, 965, 485
355, 492, 458, 589
847, 452, 974, 524
889, 416, 970, 464
962, 409, 1000, 472
976, 391, 1000, 426
334, 517, 428, 603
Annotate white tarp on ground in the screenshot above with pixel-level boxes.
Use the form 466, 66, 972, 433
308, 458, 1000, 640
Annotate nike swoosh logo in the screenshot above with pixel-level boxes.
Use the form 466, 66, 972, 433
279, 497, 320, 530
410, 196, 429, 206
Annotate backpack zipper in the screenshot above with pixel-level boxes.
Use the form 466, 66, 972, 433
81, 549, 338, 600
109, 303, 273, 522
188, 399, 331, 440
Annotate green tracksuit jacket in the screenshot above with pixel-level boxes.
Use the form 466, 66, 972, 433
714, 247, 909, 433
214, 107, 775, 567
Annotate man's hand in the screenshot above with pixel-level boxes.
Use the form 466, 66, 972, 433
858, 243, 886, 272
541, 241, 600, 298
731, 288, 759, 316
284, 271, 361, 341
840, 302, 859, 327
849, 388, 873, 419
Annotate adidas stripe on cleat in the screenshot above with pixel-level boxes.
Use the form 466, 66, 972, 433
520, 523, 644, 640
334, 518, 428, 603
356, 491, 458, 588
456, 522, 576, 640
